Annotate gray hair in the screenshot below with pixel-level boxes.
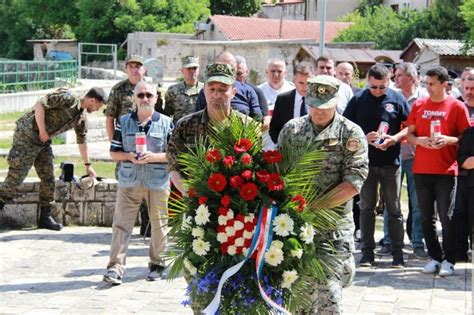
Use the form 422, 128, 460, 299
266, 57, 286, 70
293, 61, 314, 75
235, 55, 247, 66
396, 62, 418, 78
133, 81, 157, 95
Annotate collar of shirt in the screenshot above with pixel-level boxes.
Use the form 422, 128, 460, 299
293, 90, 304, 118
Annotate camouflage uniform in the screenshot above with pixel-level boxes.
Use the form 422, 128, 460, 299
0, 88, 88, 207
167, 109, 250, 174
278, 76, 369, 314
104, 79, 136, 120
163, 81, 204, 123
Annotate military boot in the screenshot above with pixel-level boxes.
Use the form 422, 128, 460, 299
38, 207, 63, 231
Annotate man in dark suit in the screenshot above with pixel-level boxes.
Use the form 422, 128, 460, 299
269, 61, 314, 143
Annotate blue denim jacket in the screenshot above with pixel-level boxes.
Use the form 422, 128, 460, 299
118, 112, 173, 191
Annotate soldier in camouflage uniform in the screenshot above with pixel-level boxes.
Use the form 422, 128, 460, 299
167, 63, 250, 196
278, 75, 369, 314
161, 56, 203, 123
0, 87, 106, 230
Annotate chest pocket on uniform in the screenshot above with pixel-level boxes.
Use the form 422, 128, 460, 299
148, 132, 165, 152
322, 140, 344, 172
124, 134, 136, 152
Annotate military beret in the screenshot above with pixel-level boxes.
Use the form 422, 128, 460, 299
125, 54, 144, 66
182, 55, 199, 68
205, 63, 236, 85
306, 75, 340, 109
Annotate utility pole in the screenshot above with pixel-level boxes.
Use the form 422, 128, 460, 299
319, 0, 327, 56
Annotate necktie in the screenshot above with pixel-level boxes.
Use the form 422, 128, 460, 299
300, 97, 306, 116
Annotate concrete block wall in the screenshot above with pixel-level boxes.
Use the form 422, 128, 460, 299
0, 178, 118, 228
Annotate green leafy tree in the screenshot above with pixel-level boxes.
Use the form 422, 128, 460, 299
210, 0, 260, 16
460, 0, 474, 46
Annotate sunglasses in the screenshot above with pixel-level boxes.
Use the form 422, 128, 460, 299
136, 92, 155, 99
369, 85, 387, 90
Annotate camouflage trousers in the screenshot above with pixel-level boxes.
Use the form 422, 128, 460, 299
0, 131, 55, 207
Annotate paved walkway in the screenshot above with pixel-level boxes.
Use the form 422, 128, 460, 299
0, 226, 471, 314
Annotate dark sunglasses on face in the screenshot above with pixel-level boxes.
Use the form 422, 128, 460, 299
369, 85, 387, 90
136, 92, 155, 99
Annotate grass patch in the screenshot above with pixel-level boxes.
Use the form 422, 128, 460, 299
0, 156, 116, 179
0, 110, 28, 131
0, 138, 12, 149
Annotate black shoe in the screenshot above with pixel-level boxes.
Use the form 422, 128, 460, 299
391, 256, 405, 269
359, 252, 375, 267
375, 245, 392, 256
103, 270, 122, 285
146, 264, 165, 281
38, 207, 63, 231
414, 247, 429, 259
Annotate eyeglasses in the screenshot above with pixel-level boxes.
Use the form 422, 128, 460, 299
136, 92, 155, 99
369, 85, 387, 90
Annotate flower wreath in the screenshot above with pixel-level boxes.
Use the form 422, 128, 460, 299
166, 114, 342, 314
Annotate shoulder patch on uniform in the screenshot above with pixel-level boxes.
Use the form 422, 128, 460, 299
346, 138, 361, 152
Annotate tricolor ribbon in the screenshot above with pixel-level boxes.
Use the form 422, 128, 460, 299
202, 204, 291, 315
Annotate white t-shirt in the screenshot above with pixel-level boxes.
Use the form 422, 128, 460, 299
258, 80, 295, 113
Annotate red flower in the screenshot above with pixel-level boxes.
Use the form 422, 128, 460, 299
221, 195, 231, 207
205, 149, 222, 163
256, 170, 270, 183
223, 155, 235, 168
244, 239, 252, 248
219, 243, 229, 254
208, 173, 227, 192
267, 173, 285, 191
235, 213, 245, 222
241, 169, 253, 180
198, 196, 208, 205
217, 225, 226, 233
244, 221, 255, 232
218, 207, 229, 216
263, 150, 282, 163
187, 187, 197, 198
236, 246, 244, 255
239, 182, 258, 201
291, 195, 307, 212
234, 138, 252, 154
241, 153, 253, 165
229, 175, 244, 189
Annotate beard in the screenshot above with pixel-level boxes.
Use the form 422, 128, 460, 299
138, 103, 153, 111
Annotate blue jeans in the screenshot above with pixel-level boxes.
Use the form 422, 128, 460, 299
383, 159, 425, 249
414, 174, 456, 264
360, 165, 404, 257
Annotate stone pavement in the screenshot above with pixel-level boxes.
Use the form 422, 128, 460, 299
0, 226, 472, 314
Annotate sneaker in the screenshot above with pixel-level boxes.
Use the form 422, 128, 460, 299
422, 259, 441, 274
391, 256, 405, 269
375, 245, 391, 256
414, 247, 429, 259
439, 260, 454, 277
146, 264, 165, 281
359, 252, 375, 267
103, 270, 122, 285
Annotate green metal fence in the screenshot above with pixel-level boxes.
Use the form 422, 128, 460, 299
0, 60, 77, 94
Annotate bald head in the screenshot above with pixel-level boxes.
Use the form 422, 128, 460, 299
336, 62, 355, 85
216, 51, 237, 68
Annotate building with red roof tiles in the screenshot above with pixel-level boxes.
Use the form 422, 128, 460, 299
198, 15, 351, 42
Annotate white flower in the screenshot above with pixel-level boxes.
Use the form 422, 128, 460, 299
235, 237, 244, 247
281, 269, 298, 288
272, 213, 294, 237
234, 220, 244, 231
182, 215, 193, 230
242, 247, 250, 257
218, 215, 228, 225
299, 223, 315, 244
195, 204, 210, 226
227, 209, 234, 219
265, 246, 284, 266
183, 258, 197, 275
225, 226, 236, 237
192, 238, 210, 256
243, 230, 254, 239
192, 227, 205, 239
271, 240, 284, 249
291, 249, 303, 259
227, 245, 237, 255
244, 214, 255, 222
217, 232, 228, 243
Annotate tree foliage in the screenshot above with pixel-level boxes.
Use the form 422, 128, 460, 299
461, 0, 474, 46
210, 0, 260, 16
335, 0, 469, 50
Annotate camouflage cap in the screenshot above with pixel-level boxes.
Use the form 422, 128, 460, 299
205, 63, 236, 85
182, 55, 199, 68
125, 54, 144, 66
306, 75, 340, 109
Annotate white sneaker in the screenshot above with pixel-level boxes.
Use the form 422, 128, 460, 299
439, 260, 454, 277
422, 259, 441, 274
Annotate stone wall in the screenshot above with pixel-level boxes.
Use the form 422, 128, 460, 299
0, 178, 118, 228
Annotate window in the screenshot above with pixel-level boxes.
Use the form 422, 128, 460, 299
391, 4, 399, 12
